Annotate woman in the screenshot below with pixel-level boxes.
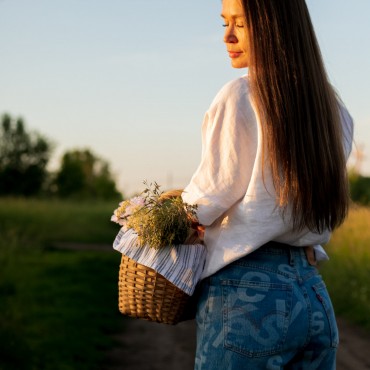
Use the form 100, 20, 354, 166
182, 0, 353, 369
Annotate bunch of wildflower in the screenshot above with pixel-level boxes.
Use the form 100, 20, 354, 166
111, 195, 146, 231
111, 182, 198, 249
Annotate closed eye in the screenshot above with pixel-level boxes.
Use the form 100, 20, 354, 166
222, 23, 244, 28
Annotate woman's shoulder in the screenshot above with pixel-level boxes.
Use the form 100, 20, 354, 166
217, 75, 250, 98
210, 75, 251, 110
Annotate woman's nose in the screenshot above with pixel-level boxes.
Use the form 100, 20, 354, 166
224, 25, 237, 44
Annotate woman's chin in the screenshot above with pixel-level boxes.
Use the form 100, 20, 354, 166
230, 59, 248, 69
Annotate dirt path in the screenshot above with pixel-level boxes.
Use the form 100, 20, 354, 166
336, 317, 370, 369
103, 320, 196, 370
103, 316, 370, 370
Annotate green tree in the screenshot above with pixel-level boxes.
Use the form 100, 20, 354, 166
349, 170, 370, 206
55, 149, 121, 200
0, 114, 52, 196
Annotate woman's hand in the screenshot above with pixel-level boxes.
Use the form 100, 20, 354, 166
190, 220, 205, 242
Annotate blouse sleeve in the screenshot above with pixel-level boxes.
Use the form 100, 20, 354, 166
338, 100, 354, 160
182, 79, 258, 226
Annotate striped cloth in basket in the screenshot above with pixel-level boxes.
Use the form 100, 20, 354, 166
113, 228, 206, 295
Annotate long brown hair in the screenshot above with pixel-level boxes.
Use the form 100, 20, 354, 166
242, 0, 349, 232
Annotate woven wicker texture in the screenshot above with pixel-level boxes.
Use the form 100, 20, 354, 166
118, 254, 190, 325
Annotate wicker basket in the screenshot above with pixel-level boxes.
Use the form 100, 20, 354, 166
118, 254, 191, 325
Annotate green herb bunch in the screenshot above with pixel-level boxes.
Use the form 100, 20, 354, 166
112, 182, 198, 249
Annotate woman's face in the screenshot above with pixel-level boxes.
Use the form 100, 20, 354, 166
221, 0, 250, 69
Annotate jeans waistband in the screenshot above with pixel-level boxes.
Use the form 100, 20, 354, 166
252, 242, 317, 266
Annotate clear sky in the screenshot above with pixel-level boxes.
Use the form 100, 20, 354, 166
1, 0, 369, 196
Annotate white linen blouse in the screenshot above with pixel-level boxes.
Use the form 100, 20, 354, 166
182, 75, 354, 279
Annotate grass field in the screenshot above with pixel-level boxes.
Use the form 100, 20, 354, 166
321, 205, 370, 329
1, 198, 369, 369
0, 197, 124, 370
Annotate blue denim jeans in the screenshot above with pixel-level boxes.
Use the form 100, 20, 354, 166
194, 243, 338, 369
